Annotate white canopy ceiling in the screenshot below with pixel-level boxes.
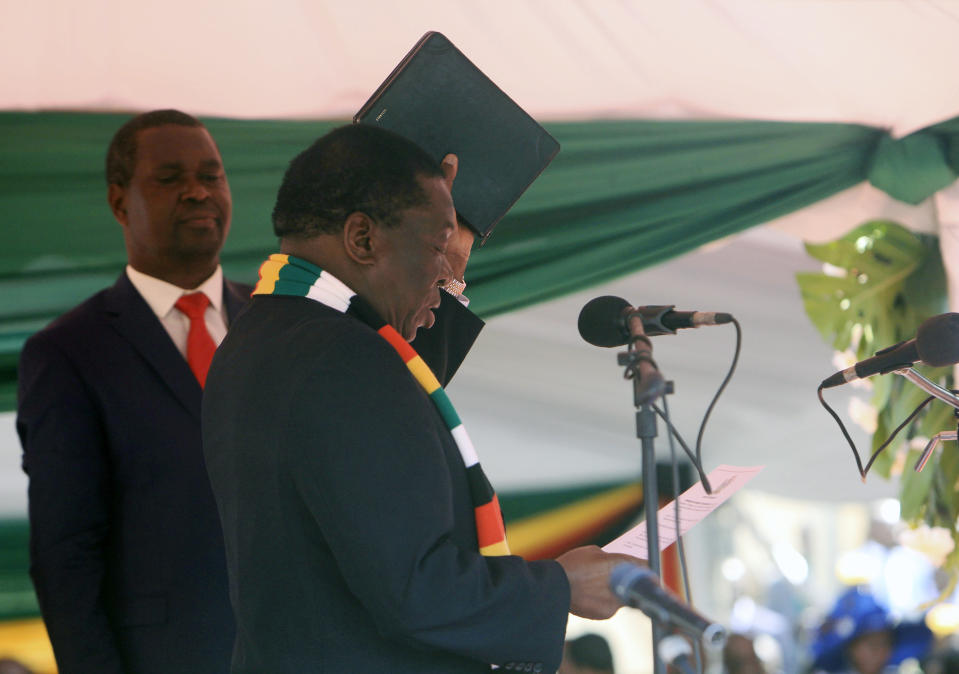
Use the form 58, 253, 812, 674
4, 0, 959, 135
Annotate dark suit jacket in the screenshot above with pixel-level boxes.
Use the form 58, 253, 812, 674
202, 294, 570, 674
16, 272, 251, 674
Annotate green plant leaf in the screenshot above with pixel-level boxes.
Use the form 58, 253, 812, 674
900, 447, 936, 520
868, 411, 895, 479
799, 219, 957, 573
798, 222, 930, 353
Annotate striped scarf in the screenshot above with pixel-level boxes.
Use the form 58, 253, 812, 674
254, 253, 510, 557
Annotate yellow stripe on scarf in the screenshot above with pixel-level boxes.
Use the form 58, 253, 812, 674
253, 254, 289, 295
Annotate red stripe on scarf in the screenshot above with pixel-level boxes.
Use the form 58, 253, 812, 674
377, 325, 417, 363
475, 495, 508, 549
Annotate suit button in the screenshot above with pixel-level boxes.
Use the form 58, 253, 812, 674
533, 665, 543, 673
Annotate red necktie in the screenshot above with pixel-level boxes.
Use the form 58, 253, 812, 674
175, 292, 216, 387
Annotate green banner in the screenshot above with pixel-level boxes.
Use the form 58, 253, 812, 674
4, 112, 959, 410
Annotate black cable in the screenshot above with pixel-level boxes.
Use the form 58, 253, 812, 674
645, 317, 740, 672
818, 384, 935, 478
652, 404, 712, 492
645, 318, 739, 673
624, 316, 740, 495
661, 395, 703, 674
863, 396, 934, 476
694, 318, 742, 479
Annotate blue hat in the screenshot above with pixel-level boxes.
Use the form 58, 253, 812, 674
810, 587, 933, 672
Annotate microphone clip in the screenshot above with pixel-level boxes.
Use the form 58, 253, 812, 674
626, 305, 677, 336
618, 312, 667, 405
618, 337, 655, 375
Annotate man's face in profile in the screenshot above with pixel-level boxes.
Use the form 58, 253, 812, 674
366, 175, 456, 341
111, 124, 232, 278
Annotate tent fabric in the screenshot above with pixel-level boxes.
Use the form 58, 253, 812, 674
5, 112, 959, 410
868, 129, 959, 204
5, 1, 959, 137
0, 520, 33, 621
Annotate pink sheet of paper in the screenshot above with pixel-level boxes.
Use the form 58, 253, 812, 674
602, 464, 763, 560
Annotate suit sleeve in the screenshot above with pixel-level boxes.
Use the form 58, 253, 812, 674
287, 334, 570, 670
411, 291, 484, 387
16, 333, 125, 673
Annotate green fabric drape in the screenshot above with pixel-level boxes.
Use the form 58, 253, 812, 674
3, 112, 959, 411
0, 520, 35, 621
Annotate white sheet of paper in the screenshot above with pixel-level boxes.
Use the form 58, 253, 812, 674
602, 464, 763, 559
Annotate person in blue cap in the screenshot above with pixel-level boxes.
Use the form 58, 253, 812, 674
809, 586, 933, 674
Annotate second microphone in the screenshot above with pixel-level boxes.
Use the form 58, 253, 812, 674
578, 296, 733, 348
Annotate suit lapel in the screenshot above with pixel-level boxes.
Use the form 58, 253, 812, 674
104, 273, 202, 421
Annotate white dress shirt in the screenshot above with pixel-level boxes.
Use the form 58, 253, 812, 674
125, 265, 229, 359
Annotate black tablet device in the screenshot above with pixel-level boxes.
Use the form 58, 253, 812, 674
354, 31, 560, 240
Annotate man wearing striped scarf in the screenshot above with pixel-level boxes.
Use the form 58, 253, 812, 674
202, 124, 634, 673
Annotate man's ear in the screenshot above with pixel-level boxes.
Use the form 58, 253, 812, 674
108, 183, 128, 227
342, 212, 377, 266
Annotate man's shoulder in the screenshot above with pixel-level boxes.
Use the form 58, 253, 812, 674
27, 285, 117, 348
21, 274, 152, 363
239, 296, 379, 342
227, 296, 399, 369
17, 282, 134, 390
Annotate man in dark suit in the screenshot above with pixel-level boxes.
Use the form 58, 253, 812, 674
16, 109, 249, 673
202, 124, 633, 673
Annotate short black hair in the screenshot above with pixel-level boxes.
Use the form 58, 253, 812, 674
272, 124, 444, 239
105, 109, 205, 186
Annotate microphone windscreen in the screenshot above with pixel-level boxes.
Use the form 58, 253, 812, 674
916, 313, 959, 367
578, 296, 632, 347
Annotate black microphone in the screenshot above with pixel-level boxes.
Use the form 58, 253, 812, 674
610, 563, 727, 648
578, 296, 733, 347
820, 312, 959, 389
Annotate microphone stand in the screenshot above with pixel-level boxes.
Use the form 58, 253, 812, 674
617, 312, 669, 674
893, 367, 959, 472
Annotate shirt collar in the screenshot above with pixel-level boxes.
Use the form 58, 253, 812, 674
125, 265, 224, 320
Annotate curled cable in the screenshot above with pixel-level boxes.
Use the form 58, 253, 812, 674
818, 386, 935, 479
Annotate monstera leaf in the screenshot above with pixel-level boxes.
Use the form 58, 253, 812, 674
798, 221, 943, 355
798, 221, 959, 576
